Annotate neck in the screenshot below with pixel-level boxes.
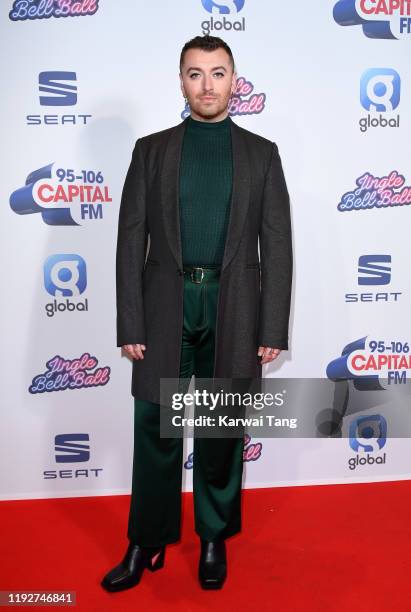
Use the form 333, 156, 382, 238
189, 110, 229, 123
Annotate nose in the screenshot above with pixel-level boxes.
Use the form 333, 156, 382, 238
202, 74, 213, 93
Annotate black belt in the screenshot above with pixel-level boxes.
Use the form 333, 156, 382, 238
183, 265, 221, 284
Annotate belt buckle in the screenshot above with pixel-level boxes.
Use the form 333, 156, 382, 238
191, 267, 204, 284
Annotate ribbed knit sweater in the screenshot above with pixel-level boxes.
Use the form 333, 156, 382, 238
179, 114, 233, 266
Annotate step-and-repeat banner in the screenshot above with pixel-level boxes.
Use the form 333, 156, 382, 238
1, 1, 410, 500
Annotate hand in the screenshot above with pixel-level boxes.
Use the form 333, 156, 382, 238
122, 344, 146, 360
257, 346, 281, 365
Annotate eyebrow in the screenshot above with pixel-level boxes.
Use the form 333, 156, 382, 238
186, 65, 227, 73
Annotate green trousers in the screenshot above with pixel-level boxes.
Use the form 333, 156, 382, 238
127, 269, 245, 547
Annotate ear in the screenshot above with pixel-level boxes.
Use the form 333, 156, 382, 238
179, 73, 186, 97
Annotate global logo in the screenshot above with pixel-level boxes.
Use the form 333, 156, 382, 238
200, 0, 246, 34
349, 414, 387, 452
333, 0, 411, 39
347, 414, 387, 470
359, 68, 401, 132
43, 254, 89, 317
44, 254, 86, 297
360, 68, 400, 110
181, 75, 265, 119
337, 170, 411, 212
201, 0, 245, 12
10, 163, 112, 225
9, 0, 99, 22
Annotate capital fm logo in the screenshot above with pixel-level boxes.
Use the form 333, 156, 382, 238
9, 0, 99, 22
26, 71, 92, 126
44, 254, 89, 317
327, 336, 410, 388
181, 75, 265, 119
345, 254, 402, 303
347, 414, 387, 470
333, 0, 411, 39
337, 170, 411, 212
200, 0, 246, 35
359, 68, 401, 132
10, 163, 112, 225
43, 433, 104, 479
29, 352, 111, 394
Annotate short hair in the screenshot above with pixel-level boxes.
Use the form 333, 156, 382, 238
179, 34, 235, 74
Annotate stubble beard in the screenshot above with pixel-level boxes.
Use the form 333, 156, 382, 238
190, 95, 231, 121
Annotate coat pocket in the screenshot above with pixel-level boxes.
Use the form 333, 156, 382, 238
145, 258, 160, 266
246, 263, 260, 269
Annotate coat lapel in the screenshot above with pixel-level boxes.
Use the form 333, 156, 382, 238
160, 115, 251, 274
222, 118, 251, 272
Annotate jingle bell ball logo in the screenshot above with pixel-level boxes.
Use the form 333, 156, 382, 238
184, 433, 262, 469
29, 352, 111, 394
9, 0, 99, 21
181, 75, 265, 119
333, 0, 411, 39
337, 170, 411, 212
10, 163, 112, 226
200, 0, 246, 35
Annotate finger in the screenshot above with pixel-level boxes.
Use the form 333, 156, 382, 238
122, 344, 145, 360
261, 348, 279, 364
122, 345, 133, 358
134, 345, 144, 360
260, 347, 271, 364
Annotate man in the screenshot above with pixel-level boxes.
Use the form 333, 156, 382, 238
101, 34, 292, 592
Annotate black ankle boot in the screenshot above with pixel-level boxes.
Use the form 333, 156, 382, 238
198, 538, 227, 589
101, 542, 165, 592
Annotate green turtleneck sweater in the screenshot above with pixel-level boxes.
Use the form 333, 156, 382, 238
179, 114, 233, 266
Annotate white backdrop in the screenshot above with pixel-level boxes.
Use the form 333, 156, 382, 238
1, 0, 411, 500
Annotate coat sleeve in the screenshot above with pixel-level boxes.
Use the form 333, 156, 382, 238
116, 138, 149, 347
257, 142, 293, 350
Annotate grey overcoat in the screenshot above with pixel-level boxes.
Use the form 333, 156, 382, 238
116, 115, 292, 403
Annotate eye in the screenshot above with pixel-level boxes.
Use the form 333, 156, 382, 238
214, 72, 224, 78
189, 72, 200, 79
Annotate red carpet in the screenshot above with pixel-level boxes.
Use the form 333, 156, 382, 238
1, 481, 410, 611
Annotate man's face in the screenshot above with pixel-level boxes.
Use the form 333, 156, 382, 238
180, 47, 236, 122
